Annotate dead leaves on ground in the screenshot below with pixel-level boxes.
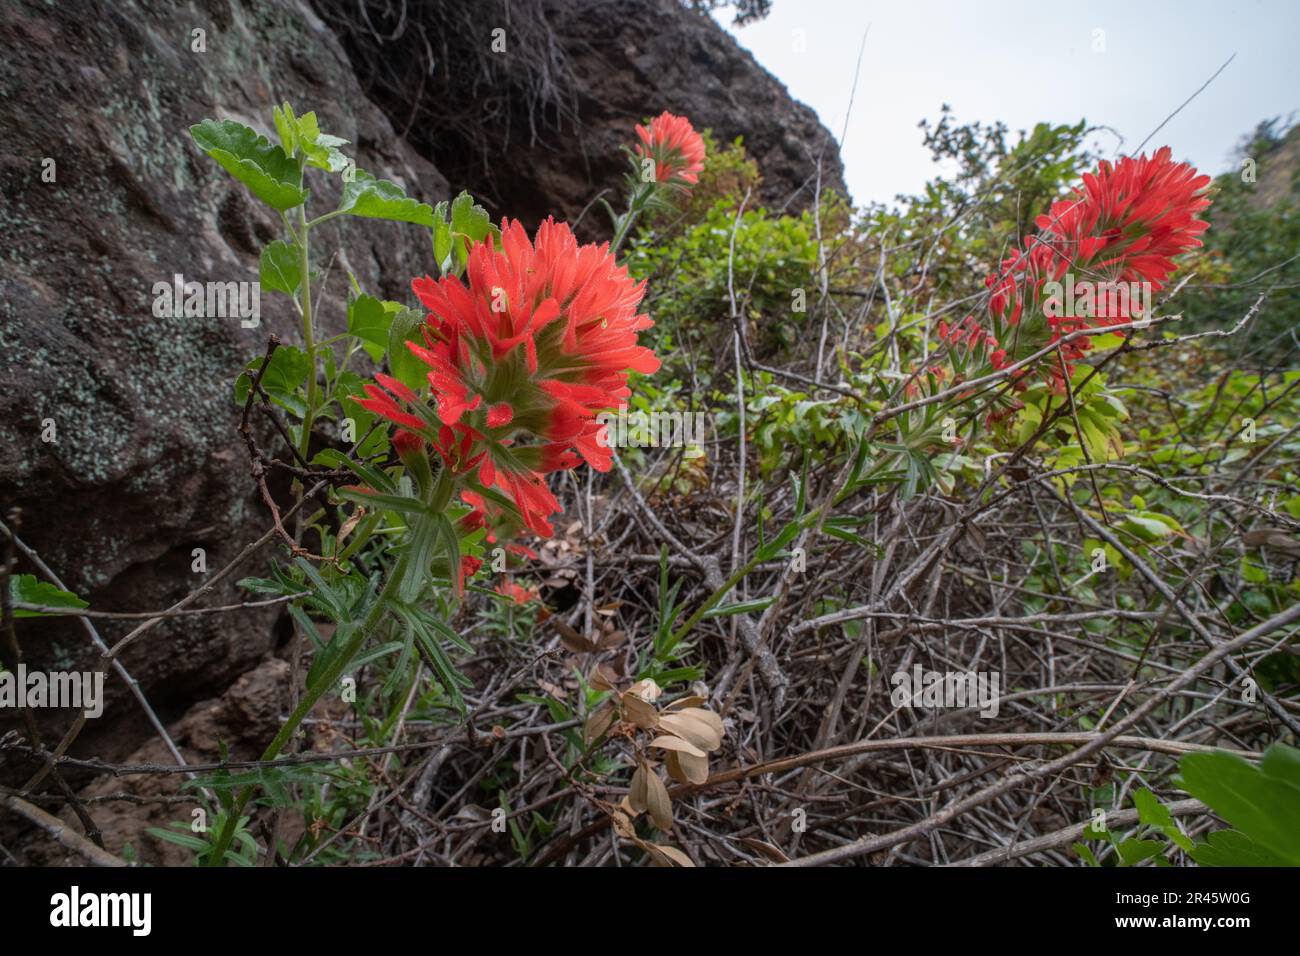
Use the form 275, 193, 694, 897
580, 676, 725, 866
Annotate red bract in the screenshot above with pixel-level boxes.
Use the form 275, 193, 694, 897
359, 217, 659, 539
975, 147, 1212, 390
635, 112, 706, 188
496, 581, 539, 605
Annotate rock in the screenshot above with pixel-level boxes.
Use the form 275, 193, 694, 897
315, 0, 848, 229
0, 0, 847, 772
0, 0, 448, 764
14, 659, 293, 866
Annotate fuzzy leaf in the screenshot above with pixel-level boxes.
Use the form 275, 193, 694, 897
190, 119, 306, 211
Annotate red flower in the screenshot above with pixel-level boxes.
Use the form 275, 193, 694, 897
361, 218, 659, 539
972, 147, 1211, 390
496, 580, 538, 605
635, 112, 706, 188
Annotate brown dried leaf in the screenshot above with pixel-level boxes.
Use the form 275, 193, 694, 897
663, 695, 708, 712
597, 628, 627, 650
539, 680, 567, 700
649, 734, 707, 758
665, 751, 688, 784
336, 507, 366, 548
552, 617, 593, 654
675, 750, 710, 785
675, 707, 724, 739
620, 693, 659, 731
646, 843, 694, 867
589, 663, 619, 691
583, 703, 616, 744
611, 810, 636, 839
628, 763, 649, 814
627, 678, 662, 702
738, 837, 790, 864
644, 767, 673, 831
658, 712, 721, 752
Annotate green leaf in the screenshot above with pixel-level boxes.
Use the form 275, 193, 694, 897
233, 345, 310, 416
346, 293, 391, 362
387, 306, 428, 393
312, 449, 396, 495
1133, 788, 1193, 852
431, 200, 453, 275
190, 119, 306, 211
1176, 744, 1300, 865
337, 170, 434, 226
273, 103, 350, 173
430, 191, 499, 276
307, 622, 357, 691
1072, 842, 1099, 866
259, 240, 302, 297
755, 512, 815, 562
146, 826, 210, 853
1190, 828, 1287, 867
449, 191, 495, 255
399, 515, 440, 603
9, 574, 88, 617
337, 486, 429, 517
702, 597, 776, 618
1115, 837, 1164, 865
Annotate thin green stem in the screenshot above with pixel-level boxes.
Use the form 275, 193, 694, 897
609, 182, 653, 257
296, 206, 319, 470
306, 209, 344, 230
203, 547, 413, 865
667, 550, 765, 651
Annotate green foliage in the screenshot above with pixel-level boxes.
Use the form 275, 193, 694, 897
628, 197, 817, 359
7, 574, 87, 617
1182, 118, 1300, 351
336, 170, 436, 227
190, 119, 307, 211
1075, 743, 1300, 866
186, 101, 505, 866
1177, 743, 1300, 865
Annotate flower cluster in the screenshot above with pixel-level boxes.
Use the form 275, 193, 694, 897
634, 111, 707, 189
358, 217, 660, 540
960, 147, 1212, 390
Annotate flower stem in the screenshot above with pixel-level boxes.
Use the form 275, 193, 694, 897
296, 207, 319, 471
608, 183, 653, 257
203, 547, 412, 865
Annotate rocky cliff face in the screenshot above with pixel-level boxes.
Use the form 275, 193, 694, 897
0, 0, 843, 764
0, 0, 447, 762
316, 0, 848, 229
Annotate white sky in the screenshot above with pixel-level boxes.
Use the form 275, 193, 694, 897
719, 0, 1300, 206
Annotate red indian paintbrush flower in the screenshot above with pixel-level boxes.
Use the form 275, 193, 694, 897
635, 112, 706, 188
358, 217, 660, 538
966, 147, 1212, 391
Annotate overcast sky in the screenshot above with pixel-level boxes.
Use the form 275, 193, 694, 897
719, 0, 1299, 206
